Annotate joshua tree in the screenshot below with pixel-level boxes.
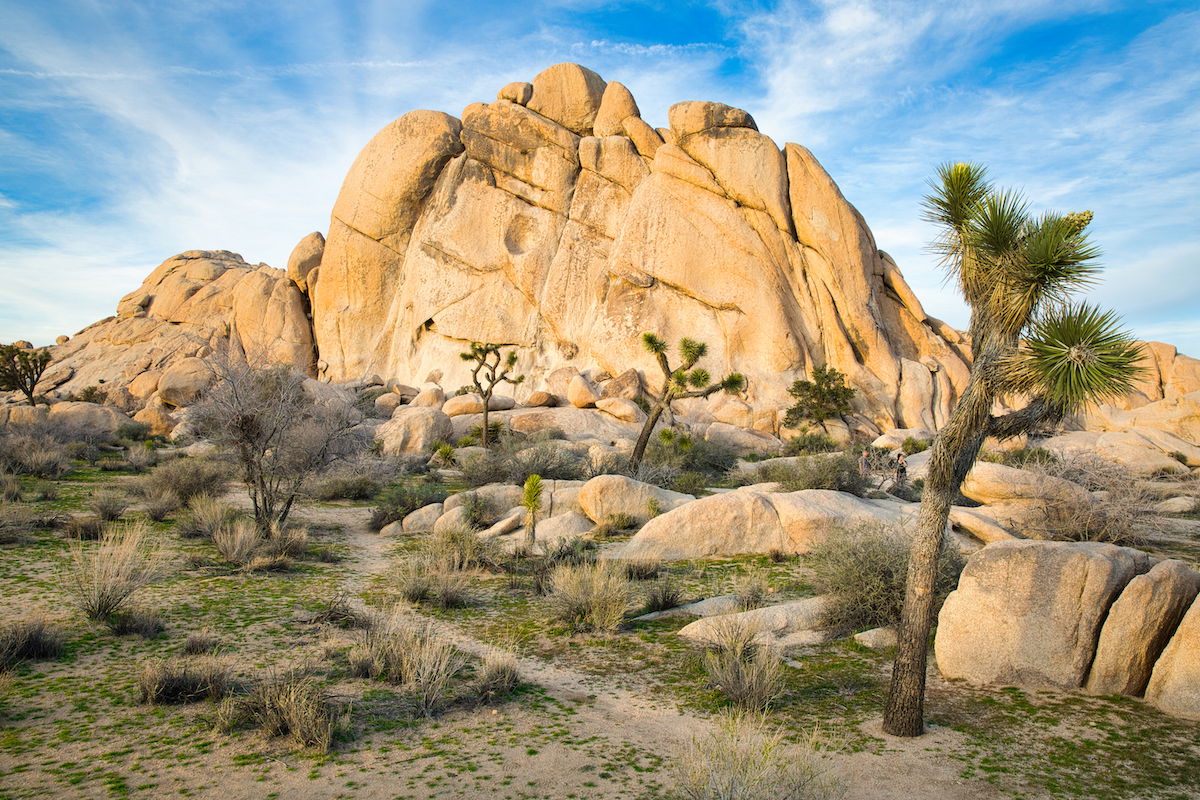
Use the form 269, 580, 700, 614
522, 473, 543, 548
629, 334, 745, 472
882, 163, 1144, 737
0, 344, 52, 406
460, 342, 524, 448
784, 364, 856, 427
191, 350, 364, 533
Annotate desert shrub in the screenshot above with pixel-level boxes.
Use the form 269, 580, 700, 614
142, 489, 180, 522
784, 432, 840, 455
116, 421, 151, 441
213, 519, 262, 566
9, 442, 71, 478
590, 512, 638, 540
393, 558, 475, 608
807, 524, 963, 631
262, 523, 309, 559
63, 440, 100, 463
700, 618, 783, 711
458, 491, 491, 530
138, 657, 233, 704
308, 472, 382, 501
622, 556, 662, 581
1027, 453, 1154, 545
71, 385, 107, 404
674, 710, 842, 800
901, 436, 930, 455
219, 670, 342, 751
138, 458, 229, 504
106, 607, 167, 638
753, 452, 868, 496
65, 516, 105, 540
979, 446, 1057, 468
430, 442, 456, 468
466, 419, 507, 444
369, 476, 447, 531
32, 481, 57, 501
643, 575, 683, 613
0, 617, 66, 670
348, 612, 465, 715
1169, 450, 1189, 465
182, 629, 220, 655
732, 571, 769, 611
645, 430, 737, 480
476, 649, 521, 701
424, 525, 499, 571
670, 470, 711, 496
458, 439, 585, 488
123, 445, 157, 473
1, 474, 20, 502
309, 593, 375, 630
66, 521, 163, 621
177, 495, 238, 539
89, 490, 129, 522
547, 562, 632, 632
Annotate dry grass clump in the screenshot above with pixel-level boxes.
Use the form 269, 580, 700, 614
394, 558, 474, 608
547, 561, 633, 633
1028, 454, 1155, 545
732, 571, 769, 611
347, 612, 466, 715
1, 474, 20, 502
674, 711, 843, 800
701, 617, 783, 711
181, 629, 220, 655
0, 435, 72, 479
177, 495, 238, 539
476, 649, 520, 701
622, 556, 662, 581
138, 657, 233, 704
64, 516, 105, 541
643, 575, 684, 613
106, 607, 167, 638
217, 670, 342, 751
263, 523, 309, 559
0, 503, 66, 544
213, 519, 262, 566
309, 592, 375, 630
137, 457, 229, 505
590, 512, 639, 540
66, 521, 163, 623
141, 489, 180, 522
424, 524, 499, 571
807, 523, 963, 632
89, 490, 129, 522
0, 617, 66, 670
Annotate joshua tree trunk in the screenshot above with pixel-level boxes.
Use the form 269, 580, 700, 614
882, 347, 998, 736
629, 402, 667, 472
480, 389, 492, 448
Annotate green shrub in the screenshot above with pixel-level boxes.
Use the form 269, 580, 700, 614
621, 556, 662, 581
754, 452, 868, 496
65, 516, 105, 540
369, 477, 447, 531
642, 575, 683, 613
1169, 450, 1189, 465
646, 429, 737, 479
116, 421, 152, 441
308, 473, 381, 501
807, 523, 964, 631
784, 432, 839, 455
901, 437, 930, 455
979, 446, 1057, 467
784, 365, 855, 426
670, 470, 711, 496
458, 440, 585, 488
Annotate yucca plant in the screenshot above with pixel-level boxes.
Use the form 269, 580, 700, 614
521, 473, 542, 549
629, 334, 745, 471
884, 163, 1144, 737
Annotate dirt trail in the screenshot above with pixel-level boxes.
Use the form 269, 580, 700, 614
309, 503, 987, 800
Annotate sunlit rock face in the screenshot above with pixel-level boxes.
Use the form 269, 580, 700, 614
307, 62, 974, 437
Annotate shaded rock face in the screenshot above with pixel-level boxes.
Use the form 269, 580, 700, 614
309, 62, 973, 435
44, 250, 315, 401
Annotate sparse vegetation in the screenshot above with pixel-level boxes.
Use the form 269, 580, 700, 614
218, 670, 343, 751
749, 452, 868, 496
0, 617, 66, 670
808, 524, 963, 631
137, 457, 229, 505
348, 612, 466, 715
700, 618, 783, 711
65, 521, 163, 622
138, 656, 234, 704
547, 561, 633, 632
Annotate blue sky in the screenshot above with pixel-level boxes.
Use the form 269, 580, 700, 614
1, 0, 1197, 355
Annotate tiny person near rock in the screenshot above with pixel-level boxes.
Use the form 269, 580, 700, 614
858, 448, 870, 476
894, 451, 907, 487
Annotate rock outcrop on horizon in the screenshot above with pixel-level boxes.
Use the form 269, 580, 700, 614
305, 62, 975, 437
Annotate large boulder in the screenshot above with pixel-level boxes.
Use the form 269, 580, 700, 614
527, 63, 607, 135
286, 231, 324, 292
374, 407, 453, 455
157, 357, 212, 407
677, 596, 834, 647
577, 475, 693, 525
619, 487, 923, 560
1085, 559, 1200, 696
47, 401, 130, 438
402, 502, 444, 534
1145, 595, 1200, 719
935, 540, 1149, 689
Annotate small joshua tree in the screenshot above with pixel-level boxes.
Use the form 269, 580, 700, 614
522, 474, 543, 548
784, 364, 856, 427
0, 344, 52, 406
460, 343, 524, 448
629, 334, 745, 472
